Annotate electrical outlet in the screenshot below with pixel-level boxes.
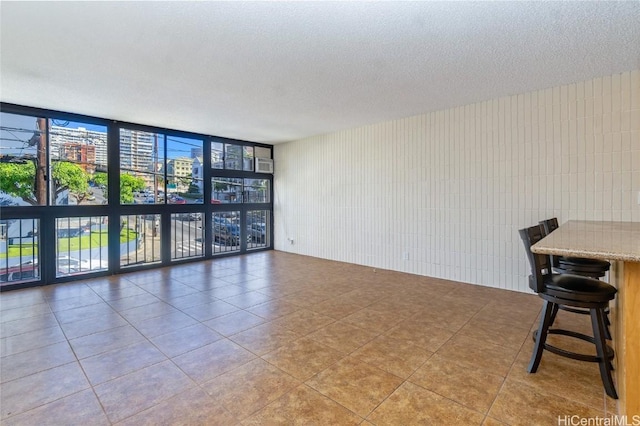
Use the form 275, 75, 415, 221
402, 252, 409, 261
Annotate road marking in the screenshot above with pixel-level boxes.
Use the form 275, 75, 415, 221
175, 242, 203, 254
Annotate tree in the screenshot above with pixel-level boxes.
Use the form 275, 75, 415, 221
211, 179, 230, 202
1, 165, 146, 205
0, 162, 38, 204
0, 160, 89, 205
93, 172, 107, 188
93, 171, 108, 199
213, 180, 229, 192
187, 181, 201, 194
52, 161, 89, 201
177, 176, 192, 189
119, 174, 145, 204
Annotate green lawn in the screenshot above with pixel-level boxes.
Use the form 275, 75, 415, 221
6, 230, 137, 257
6, 243, 37, 258
57, 230, 137, 250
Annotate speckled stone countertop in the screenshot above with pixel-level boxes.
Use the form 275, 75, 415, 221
532, 220, 640, 263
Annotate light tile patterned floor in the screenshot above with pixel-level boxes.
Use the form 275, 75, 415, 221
0, 251, 616, 425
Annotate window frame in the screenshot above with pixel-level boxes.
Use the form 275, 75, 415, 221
0, 102, 273, 291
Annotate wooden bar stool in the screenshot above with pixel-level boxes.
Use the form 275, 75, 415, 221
519, 224, 617, 399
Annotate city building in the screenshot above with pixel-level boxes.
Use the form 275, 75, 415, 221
50, 125, 107, 169
191, 156, 204, 193
119, 128, 154, 173
58, 143, 96, 173
166, 156, 193, 192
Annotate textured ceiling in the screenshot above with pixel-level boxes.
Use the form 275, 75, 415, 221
1, 2, 639, 144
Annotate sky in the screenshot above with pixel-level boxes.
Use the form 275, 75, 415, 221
0, 112, 40, 155
0, 112, 204, 158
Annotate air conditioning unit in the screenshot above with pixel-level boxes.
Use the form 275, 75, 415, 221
255, 158, 274, 174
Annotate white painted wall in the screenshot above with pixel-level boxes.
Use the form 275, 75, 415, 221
274, 70, 640, 293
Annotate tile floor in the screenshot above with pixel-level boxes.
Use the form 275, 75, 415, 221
0, 251, 617, 425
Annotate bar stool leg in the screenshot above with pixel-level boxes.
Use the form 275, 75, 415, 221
529, 300, 555, 374
590, 308, 618, 399
603, 308, 612, 340
549, 303, 559, 327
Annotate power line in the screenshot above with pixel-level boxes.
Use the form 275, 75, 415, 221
0, 139, 32, 145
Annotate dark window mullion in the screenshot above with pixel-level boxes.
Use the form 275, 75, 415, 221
0, 102, 273, 290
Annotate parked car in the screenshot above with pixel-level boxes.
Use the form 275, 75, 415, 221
168, 196, 186, 204
0, 260, 39, 283
213, 224, 239, 246
57, 255, 108, 275
213, 215, 241, 227
193, 198, 221, 204
177, 213, 201, 221
248, 223, 266, 243
57, 228, 88, 238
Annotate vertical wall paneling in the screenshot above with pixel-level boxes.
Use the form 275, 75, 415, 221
274, 70, 640, 293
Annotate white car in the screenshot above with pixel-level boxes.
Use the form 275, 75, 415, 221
0, 259, 39, 283
57, 255, 108, 275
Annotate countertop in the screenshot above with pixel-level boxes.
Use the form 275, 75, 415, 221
531, 220, 640, 263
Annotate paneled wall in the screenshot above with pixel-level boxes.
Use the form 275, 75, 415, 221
274, 70, 640, 293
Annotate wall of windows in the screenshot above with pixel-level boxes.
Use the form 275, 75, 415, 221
0, 113, 109, 207
0, 103, 273, 291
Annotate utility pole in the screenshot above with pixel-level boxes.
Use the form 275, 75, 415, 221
154, 133, 158, 200
35, 118, 47, 205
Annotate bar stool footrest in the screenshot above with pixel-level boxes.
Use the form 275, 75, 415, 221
559, 305, 610, 315
532, 328, 614, 363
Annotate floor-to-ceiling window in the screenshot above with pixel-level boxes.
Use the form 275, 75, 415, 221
209, 142, 273, 256
0, 104, 273, 290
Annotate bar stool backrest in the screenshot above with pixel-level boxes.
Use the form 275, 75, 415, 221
539, 218, 560, 268
540, 217, 559, 235
519, 224, 553, 293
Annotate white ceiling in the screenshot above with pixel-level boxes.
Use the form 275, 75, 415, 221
1, 2, 639, 144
